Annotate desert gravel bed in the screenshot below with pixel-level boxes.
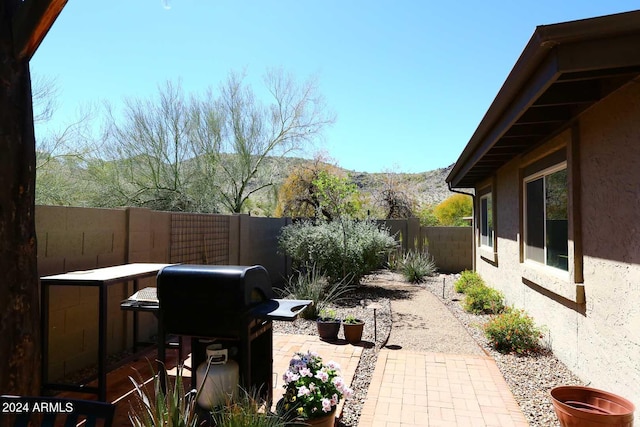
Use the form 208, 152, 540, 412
422, 273, 584, 427
275, 270, 585, 427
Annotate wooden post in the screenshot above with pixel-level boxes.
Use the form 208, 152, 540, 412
0, 0, 66, 396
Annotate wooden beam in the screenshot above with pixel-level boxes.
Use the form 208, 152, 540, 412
12, 0, 67, 60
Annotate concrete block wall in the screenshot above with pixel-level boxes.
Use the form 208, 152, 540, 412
239, 215, 291, 286
37, 207, 293, 382
381, 218, 472, 273
37, 207, 470, 382
423, 226, 473, 273
37, 206, 129, 381
170, 212, 230, 264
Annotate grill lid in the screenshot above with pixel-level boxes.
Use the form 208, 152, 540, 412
155, 264, 311, 336
157, 264, 273, 311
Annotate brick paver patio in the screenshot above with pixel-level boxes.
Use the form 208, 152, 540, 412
359, 350, 529, 427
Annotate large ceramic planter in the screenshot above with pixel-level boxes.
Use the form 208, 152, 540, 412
316, 319, 341, 342
295, 410, 336, 427
550, 386, 635, 427
342, 319, 364, 344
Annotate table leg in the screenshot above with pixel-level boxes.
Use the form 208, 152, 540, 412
40, 281, 49, 392
132, 279, 139, 352
157, 311, 166, 393
98, 284, 108, 401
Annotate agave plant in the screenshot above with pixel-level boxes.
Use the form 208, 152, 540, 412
399, 250, 437, 283
277, 264, 354, 319
210, 387, 287, 427
128, 363, 200, 427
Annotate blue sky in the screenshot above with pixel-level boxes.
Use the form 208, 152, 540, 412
31, 1, 639, 173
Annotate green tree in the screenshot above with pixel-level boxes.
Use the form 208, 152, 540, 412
275, 154, 342, 219
314, 170, 359, 221
91, 80, 220, 212
417, 203, 440, 226
213, 69, 334, 213
433, 194, 472, 226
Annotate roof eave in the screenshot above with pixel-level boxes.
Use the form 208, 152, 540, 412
447, 10, 640, 189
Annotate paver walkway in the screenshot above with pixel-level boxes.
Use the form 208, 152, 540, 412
360, 350, 529, 426
357, 272, 529, 426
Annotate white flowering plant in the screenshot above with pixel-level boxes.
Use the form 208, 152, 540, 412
281, 351, 353, 420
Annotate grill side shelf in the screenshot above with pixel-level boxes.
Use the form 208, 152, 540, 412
251, 299, 312, 321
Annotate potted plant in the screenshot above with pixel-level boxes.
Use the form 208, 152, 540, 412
316, 308, 341, 342
342, 315, 364, 344
279, 351, 353, 427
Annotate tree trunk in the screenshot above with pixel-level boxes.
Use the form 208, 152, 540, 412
0, 0, 41, 397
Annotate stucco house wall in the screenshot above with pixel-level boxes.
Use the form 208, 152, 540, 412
476, 79, 640, 406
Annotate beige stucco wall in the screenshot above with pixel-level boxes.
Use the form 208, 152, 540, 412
475, 79, 640, 407
382, 218, 473, 273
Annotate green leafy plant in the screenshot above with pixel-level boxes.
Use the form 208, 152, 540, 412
343, 314, 362, 325
277, 266, 353, 319
463, 284, 505, 314
128, 363, 199, 427
484, 308, 543, 354
318, 308, 339, 322
398, 250, 437, 283
454, 270, 485, 293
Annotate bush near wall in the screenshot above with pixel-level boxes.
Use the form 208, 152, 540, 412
454, 270, 485, 293
463, 284, 505, 315
484, 308, 543, 354
278, 219, 397, 285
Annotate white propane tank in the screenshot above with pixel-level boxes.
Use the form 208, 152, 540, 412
196, 345, 239, 409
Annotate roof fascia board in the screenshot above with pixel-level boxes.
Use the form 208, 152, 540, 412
557, 33, 640, 71
12, 0, 68, 60
446, 31, 553, 186
448, 52, 561, 188
447, 10, 640, 188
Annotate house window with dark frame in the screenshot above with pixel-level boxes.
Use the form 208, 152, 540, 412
524, 162, 568, 271
480, 193, 493, 249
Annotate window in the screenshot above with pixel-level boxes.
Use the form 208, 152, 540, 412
524, 163, 568, 271
480, 193, 493, 249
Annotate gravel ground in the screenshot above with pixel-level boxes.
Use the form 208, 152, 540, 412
274, 270, 585, 427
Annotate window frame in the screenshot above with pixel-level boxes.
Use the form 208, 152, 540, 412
479, 192, 494, 250
523, 160, 568, 272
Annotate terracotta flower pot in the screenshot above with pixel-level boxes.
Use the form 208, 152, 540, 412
297, 410, 336, 427
316, 319, 341, 341
550, 386, 635, 427
342, 319, 364, 344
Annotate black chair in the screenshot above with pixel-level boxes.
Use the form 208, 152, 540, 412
0, 395, 115, 427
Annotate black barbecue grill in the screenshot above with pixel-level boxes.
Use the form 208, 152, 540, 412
156, 264, 310, 402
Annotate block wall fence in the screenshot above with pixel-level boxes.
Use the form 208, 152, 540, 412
36, 205, 470, 380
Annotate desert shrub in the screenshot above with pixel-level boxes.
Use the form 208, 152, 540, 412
484, 308, 543, 354
463, 284, 505, 314
399, 251, 437, 283
278, 219, 397, 284
129, 363, 199, 427
277, 267, 353, 319
454, 270, 485, 293
210, 388, 287, 427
